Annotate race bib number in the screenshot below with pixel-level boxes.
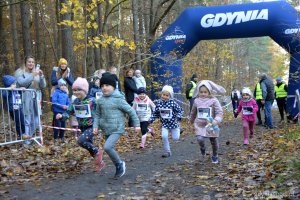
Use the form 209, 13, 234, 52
242, 106, 253, 115
197, 107, 212, 119
73, 104, 91, 118
160, 109, 172, 119
136, 103, 148, 112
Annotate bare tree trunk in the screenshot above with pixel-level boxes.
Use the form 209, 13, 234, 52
20, 1, 32, 57
132, 0, 141, 69
97, 2, 104, 69
55, 0, 61, 59
0, 6, 9, 75
9, 3, 21, 69
60, 0, 75, 72
86, 0, 95, 78
34, 4, 41, 61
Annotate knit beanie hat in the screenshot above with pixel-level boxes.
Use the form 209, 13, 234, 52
58, 58, 68, 66
161, 85, 174, 98
100, 74, 116, 88
72, 77, 89, 94
58, 78, 67, 86
2, 75, 16, 87
137, 87, 147, 94
241, 87, 252, 97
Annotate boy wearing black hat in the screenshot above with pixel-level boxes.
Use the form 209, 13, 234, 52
93, 74, 141, 178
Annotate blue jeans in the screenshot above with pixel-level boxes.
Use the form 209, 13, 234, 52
264, 100, 274, 128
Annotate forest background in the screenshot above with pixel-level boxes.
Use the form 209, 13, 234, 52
0, 0, 297, 97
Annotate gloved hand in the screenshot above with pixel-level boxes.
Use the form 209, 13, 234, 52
178, 117, 182, 122
234, 112, 238, 118
246, 107, 253, 112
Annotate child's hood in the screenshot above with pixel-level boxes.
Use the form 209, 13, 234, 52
104, 89, 125, 99
193, 80, 226, 98
2, 75, 16, 87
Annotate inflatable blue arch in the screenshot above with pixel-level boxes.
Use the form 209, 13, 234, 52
150, 0, 300, 118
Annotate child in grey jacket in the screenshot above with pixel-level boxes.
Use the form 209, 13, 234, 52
93, 74, 141, 178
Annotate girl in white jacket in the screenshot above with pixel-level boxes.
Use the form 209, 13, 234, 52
132, 87, 155, 148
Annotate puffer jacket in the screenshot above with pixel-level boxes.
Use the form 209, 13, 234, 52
51, 88, 69, 114
236, 98, 258, 122
93, 90, 140, 135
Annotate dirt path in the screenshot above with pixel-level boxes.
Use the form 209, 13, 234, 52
3, 116, 287, 200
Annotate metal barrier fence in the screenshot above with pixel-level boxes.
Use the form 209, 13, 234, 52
0, 88, 43, 146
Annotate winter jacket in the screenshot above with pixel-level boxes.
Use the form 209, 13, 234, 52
260, 76, 275, 101
15, 69, 46, 115
63, 95, 96, 129
149, 99, 183, 129
133, 75, 146, 90
132, 95, 155, 122
51, 66, 74, 87
89, 84, 102, 98
51, 88, 70, 114
236, 98, 258, 122
190, 97, 223, 137
93, 89, 140, 136
124, 77, 138, 104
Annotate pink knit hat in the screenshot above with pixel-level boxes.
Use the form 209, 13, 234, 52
72, 77, 89, 94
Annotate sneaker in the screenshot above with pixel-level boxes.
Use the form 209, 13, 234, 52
148, 127, 155, 137
211, 156, 219, 164
22, 134, 31, 139
162, 152, 171, 158
95, 161, 105, 173
115, 161, 126, 178
94, 149, 104, 165
200, 148, 206, 156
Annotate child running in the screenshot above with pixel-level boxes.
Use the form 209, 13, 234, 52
132, 87, 156, 149
51, 79, 69, 143
93, 74, 141, 178
149, 85, 183, 158
189, 80, 225, 164
56, 77, 104, 172
234, 87, 258, 145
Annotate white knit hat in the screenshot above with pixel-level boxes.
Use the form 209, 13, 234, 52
241, 87, 252, 96
161, 85, 174, 98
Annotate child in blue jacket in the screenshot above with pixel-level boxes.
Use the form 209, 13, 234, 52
51, 79, 70, 143
2, 75, 29, 140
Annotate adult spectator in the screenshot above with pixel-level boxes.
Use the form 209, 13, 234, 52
259, 73, 275, 129
15, 55, 47, 140
253, 80, 264, 125
124, 69, 138, 127
133, 69, 146, 89
185, 74, 198, 112
109, 66, 121, 91
274, 76, 288, 122
231, 87, 241, 113
51, 58, 74, 96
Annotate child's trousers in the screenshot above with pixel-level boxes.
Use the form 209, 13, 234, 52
196, 135, 219, 156
162, 127, 180, 153
77, 127, 98, 157
242, 120, 254, 144
103, 133, 122, 165
53, 114, 66, 139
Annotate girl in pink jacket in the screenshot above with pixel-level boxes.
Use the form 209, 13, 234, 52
190, 80, 225, 164
234, 87, 258, 145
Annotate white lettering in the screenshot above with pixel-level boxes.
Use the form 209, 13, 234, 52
285, 28, 300, 34
200, 9, 268, 28
201, 14, 215, 28
165, 35, 186, 40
